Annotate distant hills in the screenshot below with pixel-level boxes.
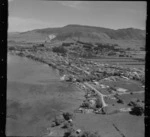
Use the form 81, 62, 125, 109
8, 24, 146, 50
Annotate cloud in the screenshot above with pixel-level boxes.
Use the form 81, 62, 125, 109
8, 17, 52, 32
57, 1, 83, 9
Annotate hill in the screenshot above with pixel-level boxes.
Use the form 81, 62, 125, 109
8, 24, 146, 50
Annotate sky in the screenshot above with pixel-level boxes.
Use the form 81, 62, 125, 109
8, 0, 147, 32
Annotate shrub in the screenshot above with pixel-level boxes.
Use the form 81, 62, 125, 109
80, 131, 101, 137
117, 99, 124, 104
130, 92, 133, 95
63, 112, 73, 121
63, 132, 71, 137
83, 44, 92, 50
52, 46, 67, 55
129, 105, 144, 116
52, 115, 65, 126
108, 52, 116, 56
128, 98, 138, 107
95, 98, 102, 108
127, 48, 131, 51
62, 121, 73, 129
62, 43, 72, 47
81, 101, 90, 108
140, 47, 145, 51
39, 43, 44, 47
63, 128, 76, 137
128, 99, 144, 116
8, 46, 16, 50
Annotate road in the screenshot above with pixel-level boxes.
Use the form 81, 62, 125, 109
71, 64, 90, 75
84, 82, 108, 107
83, 82, 144, 108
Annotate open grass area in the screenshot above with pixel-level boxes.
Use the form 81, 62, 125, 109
73, 113, 144, 137
100, 79, 144, 92
87, 57, 145, 69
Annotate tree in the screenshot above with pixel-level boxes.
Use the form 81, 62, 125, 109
108, 52, 116, 56
62, 43, 72, 47
52, 46, 67, 55
63, 127, 76, 137
127, 47, 131, 51
80, 131, 101, 137
8, 46, 16, 50
129, 105, 144, 116
62, 121, 73, 129
140, 47, 145, 51
95, 98, 102, 108
52, 115, 65, 126
81, 101, 90, 108
63, 112, 73, 121
117, 99, 124, 104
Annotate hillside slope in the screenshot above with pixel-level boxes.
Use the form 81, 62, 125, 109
8, 24, 146, 50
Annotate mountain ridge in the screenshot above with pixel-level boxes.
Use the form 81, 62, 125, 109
30, 24, 146, 40
8, 24, 145, 50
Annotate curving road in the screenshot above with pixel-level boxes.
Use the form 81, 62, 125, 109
84, 82, 108, 107
83, 82, 144, 108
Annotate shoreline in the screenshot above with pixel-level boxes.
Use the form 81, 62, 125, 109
7, 49, 145, 136
8, 50, 145, 107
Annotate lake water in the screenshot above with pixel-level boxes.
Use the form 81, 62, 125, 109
7, 54, 61, 84
6, 54, 84, 136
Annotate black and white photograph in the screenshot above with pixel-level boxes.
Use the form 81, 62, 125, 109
7, 1, 146, 136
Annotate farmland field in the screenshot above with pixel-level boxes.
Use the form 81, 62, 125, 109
87, 57, 145, 69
